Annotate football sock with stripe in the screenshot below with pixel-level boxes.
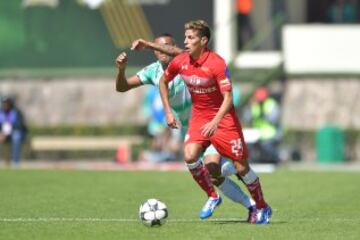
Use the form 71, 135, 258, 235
187, 160, 218, 198
239, 168, 267, 209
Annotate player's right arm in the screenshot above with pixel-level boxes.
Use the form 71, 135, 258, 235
131, 39, 183, 57
115, 52, 142, 92
159, 58, 181, 129
159, 76, 178, 129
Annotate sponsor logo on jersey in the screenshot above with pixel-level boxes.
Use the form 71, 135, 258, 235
188, 86, 217, 94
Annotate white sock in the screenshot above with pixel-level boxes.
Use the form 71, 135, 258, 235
220, 158, 237, 177
218, 177, 255, 208
241, 168, 258, 185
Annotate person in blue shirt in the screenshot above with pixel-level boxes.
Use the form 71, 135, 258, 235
139, 86, 182, 162
0, 97, 27, 166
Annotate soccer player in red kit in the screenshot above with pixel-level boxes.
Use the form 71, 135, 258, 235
159, 20, 272, 223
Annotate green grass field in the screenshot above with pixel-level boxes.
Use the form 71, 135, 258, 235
0, 169, 359, 240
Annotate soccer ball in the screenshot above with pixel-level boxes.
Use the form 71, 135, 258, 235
139, 198, 168, 227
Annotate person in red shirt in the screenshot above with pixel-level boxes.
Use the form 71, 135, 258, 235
159, 20, 272, 223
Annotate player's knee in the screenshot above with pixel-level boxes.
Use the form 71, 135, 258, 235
184, 145, 202, 163
220, 160, 237, 177
205, 162, 223, 186
233, 160, 250, 176
206, 162, 220, 175
184, 151, 198, 163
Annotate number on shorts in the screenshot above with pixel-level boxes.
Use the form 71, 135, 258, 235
230, 138, 243, 157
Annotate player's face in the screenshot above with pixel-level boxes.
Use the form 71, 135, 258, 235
184, 29, 206, 59
154, 36, 173, 64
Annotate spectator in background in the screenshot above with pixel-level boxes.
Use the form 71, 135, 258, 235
138, 127, 182, 163
139, 86, 182, 162
243, 87, 282, 163
236, 0, 254, 50
327, 0, 358, 23
142, 86, 167, 137
0, 96, 28, 166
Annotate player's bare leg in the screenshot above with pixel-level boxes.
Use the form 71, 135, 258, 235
233, 160, 272, 224
184, 143, 221, 219
205, 154, 256, 223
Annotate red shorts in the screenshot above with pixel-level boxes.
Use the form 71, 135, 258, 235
185, 118, 249, 161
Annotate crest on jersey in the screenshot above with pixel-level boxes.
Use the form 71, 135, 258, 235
181, 65, 189, 70
189, 75, 201, 85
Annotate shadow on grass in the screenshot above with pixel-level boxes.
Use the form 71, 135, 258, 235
167, 218, 287, 225
213, 219, 248, 224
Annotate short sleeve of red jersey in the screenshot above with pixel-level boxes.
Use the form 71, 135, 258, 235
213, 59, 232, 93
163, 56, 181, 82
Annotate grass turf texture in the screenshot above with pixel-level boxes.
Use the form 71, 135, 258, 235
0, 169, 359, 240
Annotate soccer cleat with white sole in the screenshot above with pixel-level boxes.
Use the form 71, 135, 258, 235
256, 205, 272, 224
199, 196, 222, 219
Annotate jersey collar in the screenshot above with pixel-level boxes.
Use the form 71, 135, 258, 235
156, 60, 168, 70
189, 48, 210, 67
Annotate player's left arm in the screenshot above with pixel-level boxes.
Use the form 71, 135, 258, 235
131, 39, 184, 57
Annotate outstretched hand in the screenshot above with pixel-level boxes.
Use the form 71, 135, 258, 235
201, 121, 218, 137
131, 39, 149, 51
166, 112, 180, 129
116, 52, 128, 70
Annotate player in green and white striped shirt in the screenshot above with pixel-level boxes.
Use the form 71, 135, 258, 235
136, 59, 192, 132
115, 33, 257, 223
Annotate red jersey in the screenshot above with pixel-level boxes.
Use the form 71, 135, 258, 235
163, 49, 248, 161
163, 49, 236, 125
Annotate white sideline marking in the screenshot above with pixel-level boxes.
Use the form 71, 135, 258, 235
0, 218, 138, 222
0, 217, 359, 223
0, 218, 242, 223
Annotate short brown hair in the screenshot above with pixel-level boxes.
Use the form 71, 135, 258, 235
184, 20, 211, 42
